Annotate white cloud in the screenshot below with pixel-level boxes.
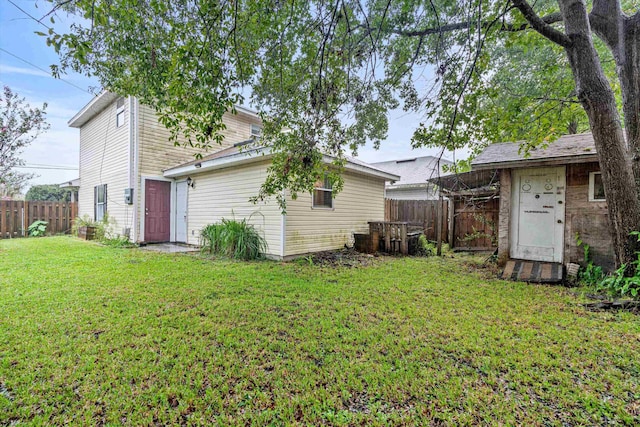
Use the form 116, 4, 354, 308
0, 64, 50, 78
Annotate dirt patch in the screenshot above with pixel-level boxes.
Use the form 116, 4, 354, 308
300, 248, 379, 268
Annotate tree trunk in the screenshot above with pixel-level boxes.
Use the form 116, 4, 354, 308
590, 6, 640, 189
560, 0, 640, 270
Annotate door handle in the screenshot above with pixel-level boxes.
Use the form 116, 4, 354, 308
557, 219, 562, 224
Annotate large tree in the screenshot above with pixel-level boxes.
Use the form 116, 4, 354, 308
45, 0, 640, 267
25, 184, 72, 202
0, 86, 49, 197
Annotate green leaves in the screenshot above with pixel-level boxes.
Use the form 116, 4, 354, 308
0, 87, 50, 197
43, 0, 627, 202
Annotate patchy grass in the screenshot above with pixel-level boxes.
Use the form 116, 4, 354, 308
1, 237, 639, 425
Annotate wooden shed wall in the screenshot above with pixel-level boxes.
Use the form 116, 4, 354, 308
563, 162, 614, 270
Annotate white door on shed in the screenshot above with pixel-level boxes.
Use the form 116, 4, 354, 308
510, 167, 566, 263
175, 180, 188, 243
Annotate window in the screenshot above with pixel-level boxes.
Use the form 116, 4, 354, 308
116, 97, 126, 128
589, 172, 606, 201
313, 175, 333, 209
250, 124, 262, 138
94, 184, 107, 221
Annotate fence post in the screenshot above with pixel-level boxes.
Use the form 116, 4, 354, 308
401, 223, 408, 255
436, 195, 443, 256
448, 198, 454, 247
22, 202, 26, 237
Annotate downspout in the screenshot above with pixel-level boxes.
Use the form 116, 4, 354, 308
130, 97, 140, 242
280, 189, 286, 259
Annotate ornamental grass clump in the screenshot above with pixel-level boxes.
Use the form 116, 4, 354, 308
200, 218, 267, 260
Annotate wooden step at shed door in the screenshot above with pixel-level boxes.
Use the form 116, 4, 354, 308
502, 260, 564, 283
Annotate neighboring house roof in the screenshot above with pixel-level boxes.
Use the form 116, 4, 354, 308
163, 145, 400, 181
472, 132, 598, 170
59, 178, 80, 188
371, 156, 453, 189
68, 91, 260, 128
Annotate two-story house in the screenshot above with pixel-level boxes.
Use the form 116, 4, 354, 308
69, 92, 398, 259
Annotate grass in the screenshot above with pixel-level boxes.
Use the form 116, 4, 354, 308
1, 237, 639, 425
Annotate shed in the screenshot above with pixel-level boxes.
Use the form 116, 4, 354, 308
471, 133, 614, 270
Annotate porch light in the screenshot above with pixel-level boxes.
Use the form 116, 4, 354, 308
187, 177, 195, 189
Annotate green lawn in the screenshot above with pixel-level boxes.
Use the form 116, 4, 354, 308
1, 237, 639, 426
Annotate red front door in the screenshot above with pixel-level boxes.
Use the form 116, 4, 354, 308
145, 180, 171, 242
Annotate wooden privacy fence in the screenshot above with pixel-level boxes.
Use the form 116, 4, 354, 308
0, 201, 78, 239
384, 199, 448, 243
384, 197, 499, 250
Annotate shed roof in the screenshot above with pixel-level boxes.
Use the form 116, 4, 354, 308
472, 132, 598, 170
371, 156, 453, 188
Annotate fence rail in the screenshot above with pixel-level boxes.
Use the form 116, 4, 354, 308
0, 201, 78, 239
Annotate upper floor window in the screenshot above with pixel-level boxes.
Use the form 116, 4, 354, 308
312, 175, 333, 209
116, 97, 126, 128
250, 124, 262, 138
589, 171, 606, 201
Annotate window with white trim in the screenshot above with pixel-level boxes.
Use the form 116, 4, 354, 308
312, 175, 333, 209
115, 97, 126, 128
589, 171, 606, 201
250, 124, 262, 138
95, 184, 107, 221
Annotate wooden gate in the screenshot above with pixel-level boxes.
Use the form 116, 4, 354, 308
0, 201, 78, 239
451, 197, 499, 251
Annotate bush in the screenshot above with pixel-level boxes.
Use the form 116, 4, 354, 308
416, 235, 436, 256
596, 232, 640, 299
27, 220, 48, 237
200, 218, 267, 260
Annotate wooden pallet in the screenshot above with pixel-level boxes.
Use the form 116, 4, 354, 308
502, 260, 564, 283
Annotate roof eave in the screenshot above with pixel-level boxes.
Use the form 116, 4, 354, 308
472, 154, 599, 170
322, 155, 400, 181
164, 149, 401, 181
164, 148, 272, 177
68, 91, 119, 128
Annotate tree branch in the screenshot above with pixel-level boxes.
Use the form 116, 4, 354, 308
511, 0, 572, 47
391, 11, 563, 37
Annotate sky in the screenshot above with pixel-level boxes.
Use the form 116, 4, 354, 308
0, 0, 456, 192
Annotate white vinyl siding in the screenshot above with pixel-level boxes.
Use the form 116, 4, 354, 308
285, 171, 386, 256
185, 160, 282, 258
77, 98, 132, 237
